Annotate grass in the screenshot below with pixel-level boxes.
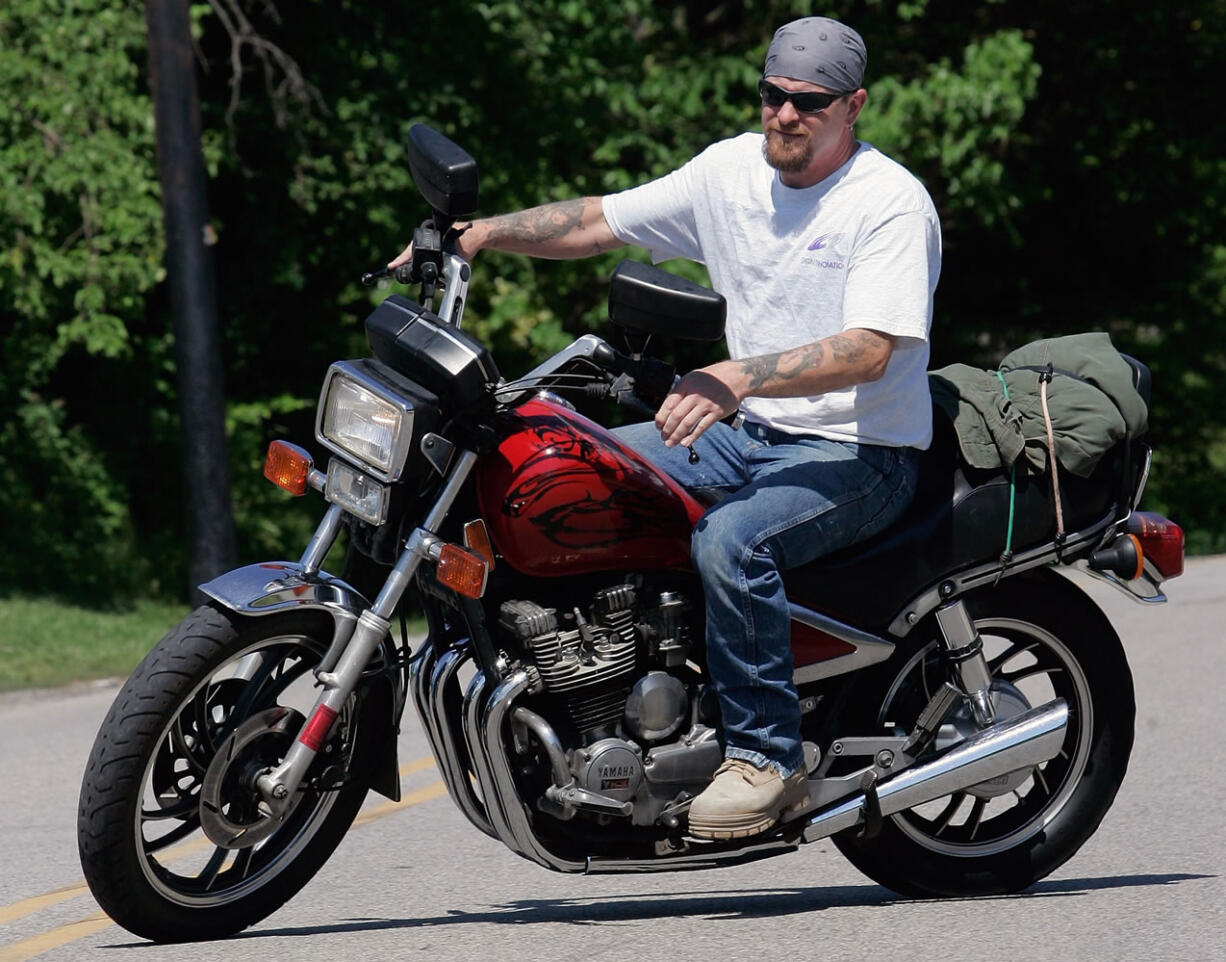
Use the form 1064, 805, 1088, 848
0, 595, 189, 692
0, 595, 429, 693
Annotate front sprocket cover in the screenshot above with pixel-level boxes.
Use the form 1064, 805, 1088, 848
576, 738, 644, 803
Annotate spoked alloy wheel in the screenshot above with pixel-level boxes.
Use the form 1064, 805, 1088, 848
877, 620, 1092, 855
78, 605, 371, 942
833, 571, 1135, 897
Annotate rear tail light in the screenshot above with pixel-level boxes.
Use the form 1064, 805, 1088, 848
1128, 511, 1185, 579
1090, 512, 1185, 581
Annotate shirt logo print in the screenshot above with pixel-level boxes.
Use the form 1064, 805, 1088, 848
807, 231, 844, 252
802, 232, 846, 269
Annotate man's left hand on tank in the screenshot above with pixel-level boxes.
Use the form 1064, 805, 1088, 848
656, 367, 741, 448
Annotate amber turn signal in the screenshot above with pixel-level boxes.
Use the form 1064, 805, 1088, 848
1088, 532, 1144, 580
264, 440, 313, 496
436, 543, 489, 599
462, 519, 496, 571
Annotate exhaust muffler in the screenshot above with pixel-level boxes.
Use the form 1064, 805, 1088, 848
801, 699, 1069, 841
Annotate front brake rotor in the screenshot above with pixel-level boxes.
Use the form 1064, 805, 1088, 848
199, 706, 305, 848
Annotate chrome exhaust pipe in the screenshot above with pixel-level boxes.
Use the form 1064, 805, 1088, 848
477, 669, 588, 871
802, 699, 1069, 842
461, 670, 521, 853
410, 644, 498, 838
427, 647, 497, 838
408, 645, 444, 785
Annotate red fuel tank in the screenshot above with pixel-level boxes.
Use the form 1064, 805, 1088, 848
475, 398, 705, 577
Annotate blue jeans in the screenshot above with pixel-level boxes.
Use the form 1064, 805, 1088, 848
614, 419, 920, 776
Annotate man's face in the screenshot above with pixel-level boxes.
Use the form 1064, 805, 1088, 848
760, 76, 858, 176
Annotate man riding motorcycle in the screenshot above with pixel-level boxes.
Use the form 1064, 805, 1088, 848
391, 16, 943, 838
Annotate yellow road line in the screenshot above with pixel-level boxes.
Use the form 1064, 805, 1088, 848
398, 755, 437, 777
351, 780, 448, 827
0, 756, 440, 957
0, 912, 112, 962
0, 885, 90, 927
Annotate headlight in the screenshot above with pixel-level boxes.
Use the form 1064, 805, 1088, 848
322, 377, 400, 470
315, 361, 416, 482
324, 458, 389, 525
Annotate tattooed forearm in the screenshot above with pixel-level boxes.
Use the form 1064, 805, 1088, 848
485, 199, 587, 245
733, 329, 893, 398
476, 197, 621, 258
738, 342, 826, 391
738, 355, 780, 392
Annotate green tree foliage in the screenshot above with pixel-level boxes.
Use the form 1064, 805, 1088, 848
3, 0, 1225, 603
0, 0, 164, 599
855, 29, 1042, 238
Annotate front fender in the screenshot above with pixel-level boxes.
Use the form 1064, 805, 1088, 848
200, 561, 372, 626
201, 561, 407, 802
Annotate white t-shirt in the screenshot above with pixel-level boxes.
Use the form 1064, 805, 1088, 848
601, 133, 941, 448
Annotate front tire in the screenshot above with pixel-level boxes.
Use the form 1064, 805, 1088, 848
832, 570, 1135, 897
77, 604, 370, 942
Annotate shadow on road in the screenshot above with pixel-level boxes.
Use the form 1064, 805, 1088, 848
104, 871, 1213, 946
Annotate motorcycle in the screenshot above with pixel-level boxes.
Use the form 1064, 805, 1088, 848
78, 125, 1186, 942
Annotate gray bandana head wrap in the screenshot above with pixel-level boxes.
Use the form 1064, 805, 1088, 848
764, 17, 867, 92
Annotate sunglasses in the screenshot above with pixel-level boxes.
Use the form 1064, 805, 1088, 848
758, 79, 849, 114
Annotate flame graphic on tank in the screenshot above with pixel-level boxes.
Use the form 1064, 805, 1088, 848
503, 422, 667, 547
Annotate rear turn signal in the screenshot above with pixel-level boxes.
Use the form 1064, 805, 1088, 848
1127, 511, 1185, 579
436, 544, 489, 599
1088, 533, 1144, 580
264, 440, 313, 496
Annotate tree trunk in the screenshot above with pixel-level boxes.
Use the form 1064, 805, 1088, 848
145, 0, 237, 601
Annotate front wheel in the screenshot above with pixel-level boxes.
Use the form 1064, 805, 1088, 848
832, 570, 1135, 897
77, 604, 371, 942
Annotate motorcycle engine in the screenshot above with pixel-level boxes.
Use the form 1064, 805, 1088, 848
498, 584, 722, 827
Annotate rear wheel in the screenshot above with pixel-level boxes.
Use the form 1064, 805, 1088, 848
77, 604, 371, 942
832, 570, 1135, 897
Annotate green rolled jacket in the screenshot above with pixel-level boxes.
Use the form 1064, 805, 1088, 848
929, 332, 1149, 479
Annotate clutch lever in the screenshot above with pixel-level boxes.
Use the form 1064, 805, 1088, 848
360, 264, 416, 286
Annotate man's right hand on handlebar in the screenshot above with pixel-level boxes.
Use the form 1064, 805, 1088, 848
388, 221, 479, 270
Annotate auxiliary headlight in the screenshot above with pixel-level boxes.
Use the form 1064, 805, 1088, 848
315, 361, 415, 482
324, 458, 389, 526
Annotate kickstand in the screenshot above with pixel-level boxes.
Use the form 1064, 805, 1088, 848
858, 770, 883, 839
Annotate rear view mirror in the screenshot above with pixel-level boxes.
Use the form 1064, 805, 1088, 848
406, 125, 479, 221
608, 261, 725, 342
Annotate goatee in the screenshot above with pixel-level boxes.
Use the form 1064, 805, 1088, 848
762, 129, 813, 174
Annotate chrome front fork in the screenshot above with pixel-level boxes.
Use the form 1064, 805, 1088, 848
934, 600, 997, 727
254, 449, 479, 810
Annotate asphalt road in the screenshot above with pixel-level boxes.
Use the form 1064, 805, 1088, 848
2, 558, 1223, 962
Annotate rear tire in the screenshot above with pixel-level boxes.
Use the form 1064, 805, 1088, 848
832, 570, 1134, 897
77, 604, 370, 942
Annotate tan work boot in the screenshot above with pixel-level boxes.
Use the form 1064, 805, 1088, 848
688, 759, 809, 840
